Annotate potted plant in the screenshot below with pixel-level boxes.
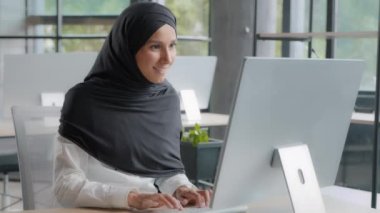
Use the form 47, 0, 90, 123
180, 124, 223, 185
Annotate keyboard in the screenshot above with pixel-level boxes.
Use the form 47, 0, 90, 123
146, 207, 211, 213
145, 205, 247, 213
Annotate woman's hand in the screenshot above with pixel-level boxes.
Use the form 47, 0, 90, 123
127, 191, 182, 210
174, 185, 212, 208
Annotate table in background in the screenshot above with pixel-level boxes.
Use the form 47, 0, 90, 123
2, 111, 373, 136
0, 119, 14, 137
0, 113, 229, 138
181, 113, 229, 128
351, 112, 375, 125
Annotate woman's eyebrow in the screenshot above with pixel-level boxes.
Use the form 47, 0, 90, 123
147, 39, 177, 44
146, 40, 161, 43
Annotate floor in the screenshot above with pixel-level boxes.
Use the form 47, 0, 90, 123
0, 180, 23, 212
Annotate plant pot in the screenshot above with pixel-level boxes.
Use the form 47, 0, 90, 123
180, 138, 223, 185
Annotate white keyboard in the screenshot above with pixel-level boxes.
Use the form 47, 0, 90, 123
149, 207, 211, 213
148, 205, 247, 213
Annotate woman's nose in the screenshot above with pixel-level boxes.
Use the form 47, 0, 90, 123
161, 49, 174, 64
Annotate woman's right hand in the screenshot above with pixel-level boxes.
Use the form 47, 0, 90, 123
127, 191, 183, 210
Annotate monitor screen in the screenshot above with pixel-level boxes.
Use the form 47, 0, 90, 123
2, 53, 97, 118
211, 57, 364, 210
166, 56, 217, 110
2, 54, 216, 118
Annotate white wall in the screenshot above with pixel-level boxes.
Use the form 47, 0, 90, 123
0, 1, 27, 111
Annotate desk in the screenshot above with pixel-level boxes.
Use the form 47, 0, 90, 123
181, 113, 229, 128
6, 209, 131, 213
0, 113, 230, 138
0, 119, 15, 137
7, 187, 380, 213
351, 112, 375, 125
320, 186, 380, 213
6, 195, 380, 213
0, 111, 370, 136
247, 186, 380, 213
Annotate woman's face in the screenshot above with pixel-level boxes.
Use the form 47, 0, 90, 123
135, 24, 177, 84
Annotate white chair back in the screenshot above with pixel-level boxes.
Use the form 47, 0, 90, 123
12, 106, 61, 210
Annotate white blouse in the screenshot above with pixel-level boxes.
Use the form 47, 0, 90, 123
53, 134, 195, 209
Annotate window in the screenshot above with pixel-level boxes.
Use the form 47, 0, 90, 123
165, 0, 210, 55
256, 0, 378, 92
335, 0, 379, 91
0, 0, 211, 87
0, 0, 210, 54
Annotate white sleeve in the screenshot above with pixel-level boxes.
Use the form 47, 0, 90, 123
155, 173, 197, 195
53, 135, 134, 209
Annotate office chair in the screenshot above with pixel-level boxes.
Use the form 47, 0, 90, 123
11, 106, 61, 210
0, 142, 21, 211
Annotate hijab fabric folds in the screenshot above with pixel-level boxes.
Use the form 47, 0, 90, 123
59, 2, 185, 177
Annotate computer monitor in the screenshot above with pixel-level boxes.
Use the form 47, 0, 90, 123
211, 57, 364, 211
2, 53, 97, 118
166, 56, 217, 110
2, 54, 216, 118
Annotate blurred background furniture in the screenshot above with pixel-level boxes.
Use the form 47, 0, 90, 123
12, 106, 61, 210
0, 138, 21, 211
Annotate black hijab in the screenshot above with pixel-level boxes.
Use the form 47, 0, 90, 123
59, 2, 185, 177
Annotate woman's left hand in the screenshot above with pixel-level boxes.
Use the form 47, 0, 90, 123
174, 185, 212, 208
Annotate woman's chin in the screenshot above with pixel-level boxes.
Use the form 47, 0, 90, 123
150, 77, 166, 84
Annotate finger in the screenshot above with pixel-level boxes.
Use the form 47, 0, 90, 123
209, 189, 214, 196
165, 194, 182, 209
199, 190, 211, 207
193, 191, 205, 208
141, 199, 161, 209
161, 194, 182, 209
179, 198, 189, 206
155, 194, 175, 209
197, 190, 208, 207
183, 190, 205, 208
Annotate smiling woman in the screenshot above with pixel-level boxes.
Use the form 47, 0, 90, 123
135, 24, 177, 84
54, 2, 211, 211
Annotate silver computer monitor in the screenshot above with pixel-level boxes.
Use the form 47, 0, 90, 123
166, 56, 217, 110
2, 53, 97, 118
2, 54, 216, 118
211, 57, 364, 211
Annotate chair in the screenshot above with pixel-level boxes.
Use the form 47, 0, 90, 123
11, 106, 61, 210
0, 139, 21, 210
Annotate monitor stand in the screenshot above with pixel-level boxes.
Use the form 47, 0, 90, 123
271, 144, 326, 213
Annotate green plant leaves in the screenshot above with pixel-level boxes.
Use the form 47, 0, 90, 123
181, 123, 209, 146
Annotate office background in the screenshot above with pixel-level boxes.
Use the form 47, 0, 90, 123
0, 0, 379, 209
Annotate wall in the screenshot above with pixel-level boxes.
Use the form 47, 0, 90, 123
0, 1, 26, 112
209, 0, 255, 139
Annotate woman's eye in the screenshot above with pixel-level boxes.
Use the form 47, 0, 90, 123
150, 44, 160, 50
170, 42, 177, 48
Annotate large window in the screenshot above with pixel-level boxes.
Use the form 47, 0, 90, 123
0, 0, 211, 95
257, 0, 378, 91
0, 0, 129, 54
0, 0, 210, 54
335, 0, 378, 91
165, 0, 210, 55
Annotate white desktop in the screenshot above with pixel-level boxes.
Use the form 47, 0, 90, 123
209, 57, 369, 212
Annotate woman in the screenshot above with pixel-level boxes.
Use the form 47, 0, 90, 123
54, 2, 210, 210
